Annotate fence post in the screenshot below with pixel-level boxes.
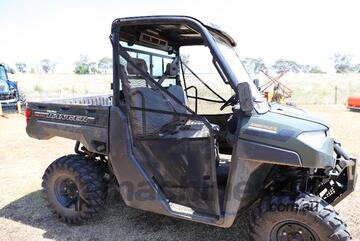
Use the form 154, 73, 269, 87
17, 101, 22, 114
0, 103, 3, 116
335, 85, 338, 104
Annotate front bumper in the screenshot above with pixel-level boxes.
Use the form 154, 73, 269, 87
0, 98, 18, 107
321, 142, 357, 205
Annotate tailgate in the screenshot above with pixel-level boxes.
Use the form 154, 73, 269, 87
26, 101, 110, 155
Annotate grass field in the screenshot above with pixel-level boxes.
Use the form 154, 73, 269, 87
0, 105, 359, 241
9, 73, 360, 105
10, 73, 113, 101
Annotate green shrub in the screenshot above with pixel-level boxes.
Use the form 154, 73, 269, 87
74, 64, 89, 74
33, 84, 43, 93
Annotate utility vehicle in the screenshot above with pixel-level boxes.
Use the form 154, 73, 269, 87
26, 16, 357, 240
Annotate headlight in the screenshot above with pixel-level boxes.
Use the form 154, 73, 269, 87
297, 131, 327, 149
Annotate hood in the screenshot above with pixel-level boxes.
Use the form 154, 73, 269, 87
240, 103, 330, 154
269, 103, 329, 128
0, 79, 17, 94
240, 105, 334, 169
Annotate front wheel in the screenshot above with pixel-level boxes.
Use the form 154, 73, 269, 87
250, 193, 351, 241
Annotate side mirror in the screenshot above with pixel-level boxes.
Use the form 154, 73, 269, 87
237, 82, 254, 115
253, 79, 260, 90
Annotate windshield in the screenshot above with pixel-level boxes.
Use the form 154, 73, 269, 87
0, 66, 7, 81
215, 39, 269, 113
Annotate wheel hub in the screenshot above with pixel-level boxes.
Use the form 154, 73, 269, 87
61, 180, 78, 198
272, 222, 317, 241
54, 177, 79, 209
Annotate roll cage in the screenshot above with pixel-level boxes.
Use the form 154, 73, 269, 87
110, 15, 240, 107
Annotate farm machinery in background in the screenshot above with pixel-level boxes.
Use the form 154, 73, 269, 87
0, 64, 24, 111
257, 70, 293, 104
348, 95, 360, 111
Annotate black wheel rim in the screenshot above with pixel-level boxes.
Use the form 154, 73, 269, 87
271, 221, 319, 241
54, 176, 80, 210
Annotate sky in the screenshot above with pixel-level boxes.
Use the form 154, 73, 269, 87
1, 0, 360, 73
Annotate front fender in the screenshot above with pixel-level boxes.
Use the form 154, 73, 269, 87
221, 139, 279, 228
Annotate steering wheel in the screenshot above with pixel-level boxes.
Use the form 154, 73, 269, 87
220, 94, 238, 111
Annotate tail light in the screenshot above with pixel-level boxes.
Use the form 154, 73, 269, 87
25, 108, 32, 125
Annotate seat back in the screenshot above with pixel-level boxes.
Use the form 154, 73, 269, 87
130, 86, 189, 136
167, 85, 188, 105
125, 57, 189, 136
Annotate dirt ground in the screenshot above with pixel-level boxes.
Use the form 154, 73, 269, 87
0, 105, 359, 241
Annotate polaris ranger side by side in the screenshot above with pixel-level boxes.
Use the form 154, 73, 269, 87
26, 16, 357, 240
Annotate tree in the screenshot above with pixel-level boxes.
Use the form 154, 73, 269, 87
89, 62, 97, 74
180, 54, 190, 65
299, 64, 312, 73
40, 59, 56, 73
352, 64, 360, 73
241, 58, 267, 74
333, 53, 353, 73
271, 59, 302, 74
15, 62, 27, 73
299, 64, 325, 74
98, 57, 112, 74
3, 64, 15, 74
74, 55, 90, 74
74, 65, 89, 74
179, 54, 190, 72
30, 67, 37, 74
309, 66, 325, 74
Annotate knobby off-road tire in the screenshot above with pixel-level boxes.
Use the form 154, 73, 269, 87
42, 154, 108, 224
250, 193, 351, 241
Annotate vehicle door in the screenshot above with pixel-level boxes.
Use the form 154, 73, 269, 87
118, 45, 221, 217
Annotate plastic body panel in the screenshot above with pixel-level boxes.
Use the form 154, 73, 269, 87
26, 96, 110, 154
238, 109, 335, 168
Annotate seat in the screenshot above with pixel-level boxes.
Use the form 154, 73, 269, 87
126, 57, 219, 137
167, 85, 220, 133
130, 87, 188, 136
167, 85, 188, 105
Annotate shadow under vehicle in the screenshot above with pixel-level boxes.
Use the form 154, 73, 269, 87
26, 16, 357, 241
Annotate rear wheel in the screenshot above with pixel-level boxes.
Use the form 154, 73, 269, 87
42, 154, 108, 224
250, 193, 351, 241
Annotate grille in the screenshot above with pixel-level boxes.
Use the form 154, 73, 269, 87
0, 94, 13, 100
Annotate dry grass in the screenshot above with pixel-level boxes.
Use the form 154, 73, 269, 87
9, 73, 360, 105
11, 73, 112, 101
0, 105, 359, 241
258, 73, 360, 105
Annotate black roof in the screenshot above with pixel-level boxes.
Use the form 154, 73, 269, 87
112, 15, 236, 51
